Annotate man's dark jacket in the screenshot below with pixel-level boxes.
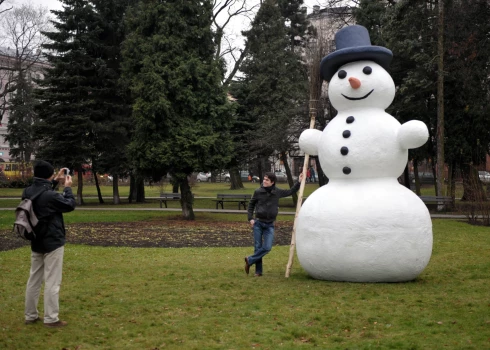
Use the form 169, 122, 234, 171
22, 177, 76, 253
247, 182, 300, 223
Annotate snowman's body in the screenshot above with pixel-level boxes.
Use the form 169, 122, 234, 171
296, 60, 432, 282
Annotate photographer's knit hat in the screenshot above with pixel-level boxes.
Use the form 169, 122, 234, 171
34, 160, 54, 179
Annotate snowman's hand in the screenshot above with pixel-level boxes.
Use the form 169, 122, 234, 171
398, 120, 429, 150
299, 129, 322, 156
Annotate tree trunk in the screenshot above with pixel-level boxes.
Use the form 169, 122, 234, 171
77, 167, 84, 206
112, 174, 120, 205
402, 164, 411, 190
128, 174, 135, 203
446, 162, 455, 211
136, 177, 145, 202
281, 151, 297, 205
436, 0, 445, 210
93, 171, 104, 204
179, 176, 195, 220
461, 164, 486, 201
413, 161, 421, 195
257, 156, 264, 183
229, 167, 243, 190
315, 157, 328, 187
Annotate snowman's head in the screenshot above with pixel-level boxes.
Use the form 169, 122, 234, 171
328, 60, 395, 111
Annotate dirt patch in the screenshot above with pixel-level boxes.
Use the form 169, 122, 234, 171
0, 220, 294, 251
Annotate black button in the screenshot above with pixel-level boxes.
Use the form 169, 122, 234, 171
343, 130, 351, 138
338, 70, 347, 79
341, 147, 349, 155
346, 116, 355, 123
343, 167, 351, 175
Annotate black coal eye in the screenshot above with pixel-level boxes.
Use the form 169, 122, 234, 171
338, 70, 347, 79
363, 66, 372, 75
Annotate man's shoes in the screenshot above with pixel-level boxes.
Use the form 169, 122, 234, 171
44, 320, 67, 328
25, 317, 40, 325
244, 257, 250, 275
254, 273, 262, 277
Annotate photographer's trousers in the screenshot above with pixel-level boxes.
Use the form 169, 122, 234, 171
25, 246, 64, 324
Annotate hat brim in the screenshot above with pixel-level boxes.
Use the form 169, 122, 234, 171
320, 46, 393, 82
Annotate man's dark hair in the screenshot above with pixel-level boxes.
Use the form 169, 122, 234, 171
264, 172, 276, 184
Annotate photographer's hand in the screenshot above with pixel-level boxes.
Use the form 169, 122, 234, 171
54, 168, 64, 181
54, 168, 69, 181
64, 175, 73, 187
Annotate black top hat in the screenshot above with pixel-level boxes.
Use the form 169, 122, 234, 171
320, 25, 393, 82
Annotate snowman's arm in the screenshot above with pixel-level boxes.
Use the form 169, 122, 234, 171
397, 120, 429, 150
299, 129, 322, 156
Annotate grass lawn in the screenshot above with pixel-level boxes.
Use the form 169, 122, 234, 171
0, 219, 489, 349
0, 181, 313, 198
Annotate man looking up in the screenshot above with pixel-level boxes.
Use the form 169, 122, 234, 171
244, 171, 303, 276
24, 160, 76, 328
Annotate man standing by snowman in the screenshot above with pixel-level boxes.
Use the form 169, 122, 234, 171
244, 172, 303, 276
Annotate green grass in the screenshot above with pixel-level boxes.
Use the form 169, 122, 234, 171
0, 219, 489, 349
0, 181, 319, 198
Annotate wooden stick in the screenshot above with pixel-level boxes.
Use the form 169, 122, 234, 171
285, 101, 317, 278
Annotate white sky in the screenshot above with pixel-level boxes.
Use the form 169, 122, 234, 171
6, 0, 334, 75
13, 0, 329, 16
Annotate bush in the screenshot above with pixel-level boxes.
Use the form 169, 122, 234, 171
0, 177, 33, 188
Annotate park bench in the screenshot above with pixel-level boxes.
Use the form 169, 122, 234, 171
213, 194, 251, 210
419, 196, 453, 211
159, 192, 195, 208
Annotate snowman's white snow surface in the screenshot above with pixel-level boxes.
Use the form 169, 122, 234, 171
296, 61, 432, 282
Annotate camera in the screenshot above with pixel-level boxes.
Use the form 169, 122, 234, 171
64, 168, 70, 176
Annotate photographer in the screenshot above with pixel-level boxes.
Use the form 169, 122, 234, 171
23, 160, 76, 328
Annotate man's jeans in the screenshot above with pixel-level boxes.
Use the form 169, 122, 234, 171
247, 220, 274, 274
25, 246, 64, 324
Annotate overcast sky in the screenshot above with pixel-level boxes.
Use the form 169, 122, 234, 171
8, 0, 331, 75
14, 0, 328, 15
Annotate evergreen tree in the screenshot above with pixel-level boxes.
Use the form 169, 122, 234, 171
355, 0, 490, 200
121, 0, 234, 220
237, 0, 308, 189
6, 71, 37, 164
88, 0, 135, 204
34, 0, 99, 205
34, 0, 134, 205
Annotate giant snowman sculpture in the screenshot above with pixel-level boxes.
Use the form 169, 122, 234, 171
296, 25, 432, 282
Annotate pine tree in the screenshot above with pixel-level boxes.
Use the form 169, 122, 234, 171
237, 0, 308, 187
355, 0, 490, 201
88, 0, 135, 204
34, 0, 99, 205
6, 71, 37, 164
121, 0, 234, 220
34, 0, 134, 205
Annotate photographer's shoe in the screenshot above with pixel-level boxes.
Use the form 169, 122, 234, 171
44, 320, 67, 328
25, 317, 40, 325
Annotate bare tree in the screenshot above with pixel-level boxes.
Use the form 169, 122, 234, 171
0, 0, 13, 16
0, 3, 51, 120
212, 0, 260, 86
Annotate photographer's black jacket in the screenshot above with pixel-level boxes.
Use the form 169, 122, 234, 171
22, 178, 76, 253
247, 182, 300, 223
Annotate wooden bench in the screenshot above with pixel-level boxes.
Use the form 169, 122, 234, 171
159, 192, 195, 208
213, 194, 251, 210
159, 193, 182, 208
419, 196, 453, 211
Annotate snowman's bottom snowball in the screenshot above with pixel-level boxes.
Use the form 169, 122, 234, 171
296, 180, 433, 282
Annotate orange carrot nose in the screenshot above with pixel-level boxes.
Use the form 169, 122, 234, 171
349, 77, 361, 89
